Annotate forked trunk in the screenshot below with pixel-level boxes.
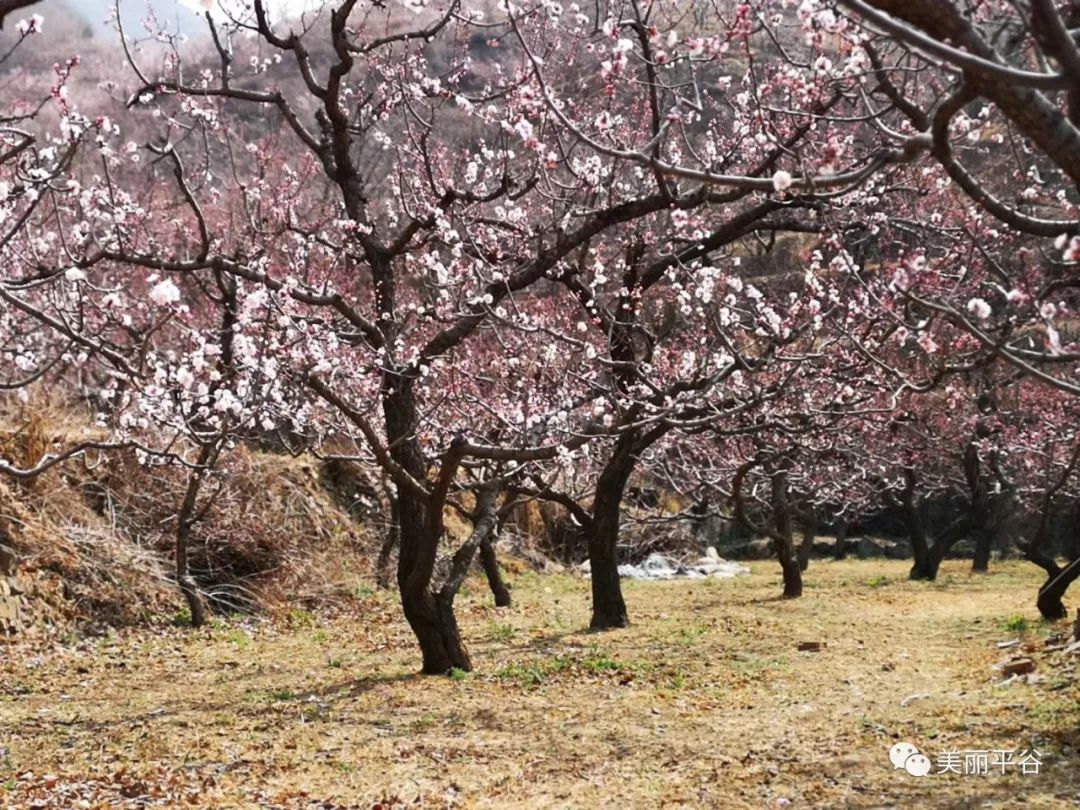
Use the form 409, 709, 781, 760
909, 552, 942, 582
395, 489, 476, 673
400, 585, 471, 673
384, 382, 474, 674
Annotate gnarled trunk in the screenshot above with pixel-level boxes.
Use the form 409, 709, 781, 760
385, 383, 472, 674
400, 582, 471, 674
1022, 517, 1076, 621
1022, 474, 1080, 620
910, 549, 942, 581
397, 482, 471, 673
972, 529, 993, 573
902, 468, 944, 581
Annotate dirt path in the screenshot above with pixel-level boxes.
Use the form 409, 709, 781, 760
2, 560, 1078, 808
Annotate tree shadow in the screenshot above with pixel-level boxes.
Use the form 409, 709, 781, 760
5, 668, 423, 738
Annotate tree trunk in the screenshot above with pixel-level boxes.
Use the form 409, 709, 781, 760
779, 555, 803, 598
972, 529, 992, 573
376, 489, 400, 589
175, 447, 213, 628
178, 575, 207, 628
833, 519, 848, 560
479, 535, 511, 607
587, 435, 636, 630
1021, 503, 1068, 620
966, 441, 992, 573
400, 583, 471, 673
384, 382, 472, 674
797, 509, 816, 573
902, 469, 939, 581
771, 468, 802, 598
1037, 558, 1080, 621
1070, 501, 1080, 562
393, 479, 467, 671
910, 528, 950, 581
910, 555, 940, 581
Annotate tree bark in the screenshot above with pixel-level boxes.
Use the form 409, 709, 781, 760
175, 445, 214, 628
901, 469, 940, 581
797, 507, 817, 573
966, 441, 993, 573
587, 434, 636, 629
400, 584, 471, 673
833, 519, 849, 560
385, 382, 472, 674
479, 535, 511, 607
1037, 558, 1080, 621
376, 488, 400, 589
972, 529, 993, 573
772, 468, 802, 598
1070, 501, 1080, 562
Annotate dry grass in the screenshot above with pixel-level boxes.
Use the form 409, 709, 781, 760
1, 560, 1078, 808
0, 395, 379, 627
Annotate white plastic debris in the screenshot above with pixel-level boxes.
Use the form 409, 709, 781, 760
616, 552, 749, 581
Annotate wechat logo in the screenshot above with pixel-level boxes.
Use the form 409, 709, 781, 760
890, 742, 932, 777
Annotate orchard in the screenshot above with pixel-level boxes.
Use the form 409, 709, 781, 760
0, 1, 1078, 806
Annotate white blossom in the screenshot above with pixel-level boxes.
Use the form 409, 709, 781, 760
966, 298, 991, 320
149, 279, 182, 306
772, 170, 794, 192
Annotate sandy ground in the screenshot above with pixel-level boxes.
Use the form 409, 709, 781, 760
1, 559, 1079, 808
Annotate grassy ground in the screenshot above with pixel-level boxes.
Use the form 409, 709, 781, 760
1, 559, 1079, 808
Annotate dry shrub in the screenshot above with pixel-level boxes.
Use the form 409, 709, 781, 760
78, 445, 379, 616
318, 457, 384, 520
501, 492, 705, 565
0, 395, 388, 629
617, 514, 703, 563
0, 409, 49, 492
508, 501, 586, 564
0, 469, 175, 630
